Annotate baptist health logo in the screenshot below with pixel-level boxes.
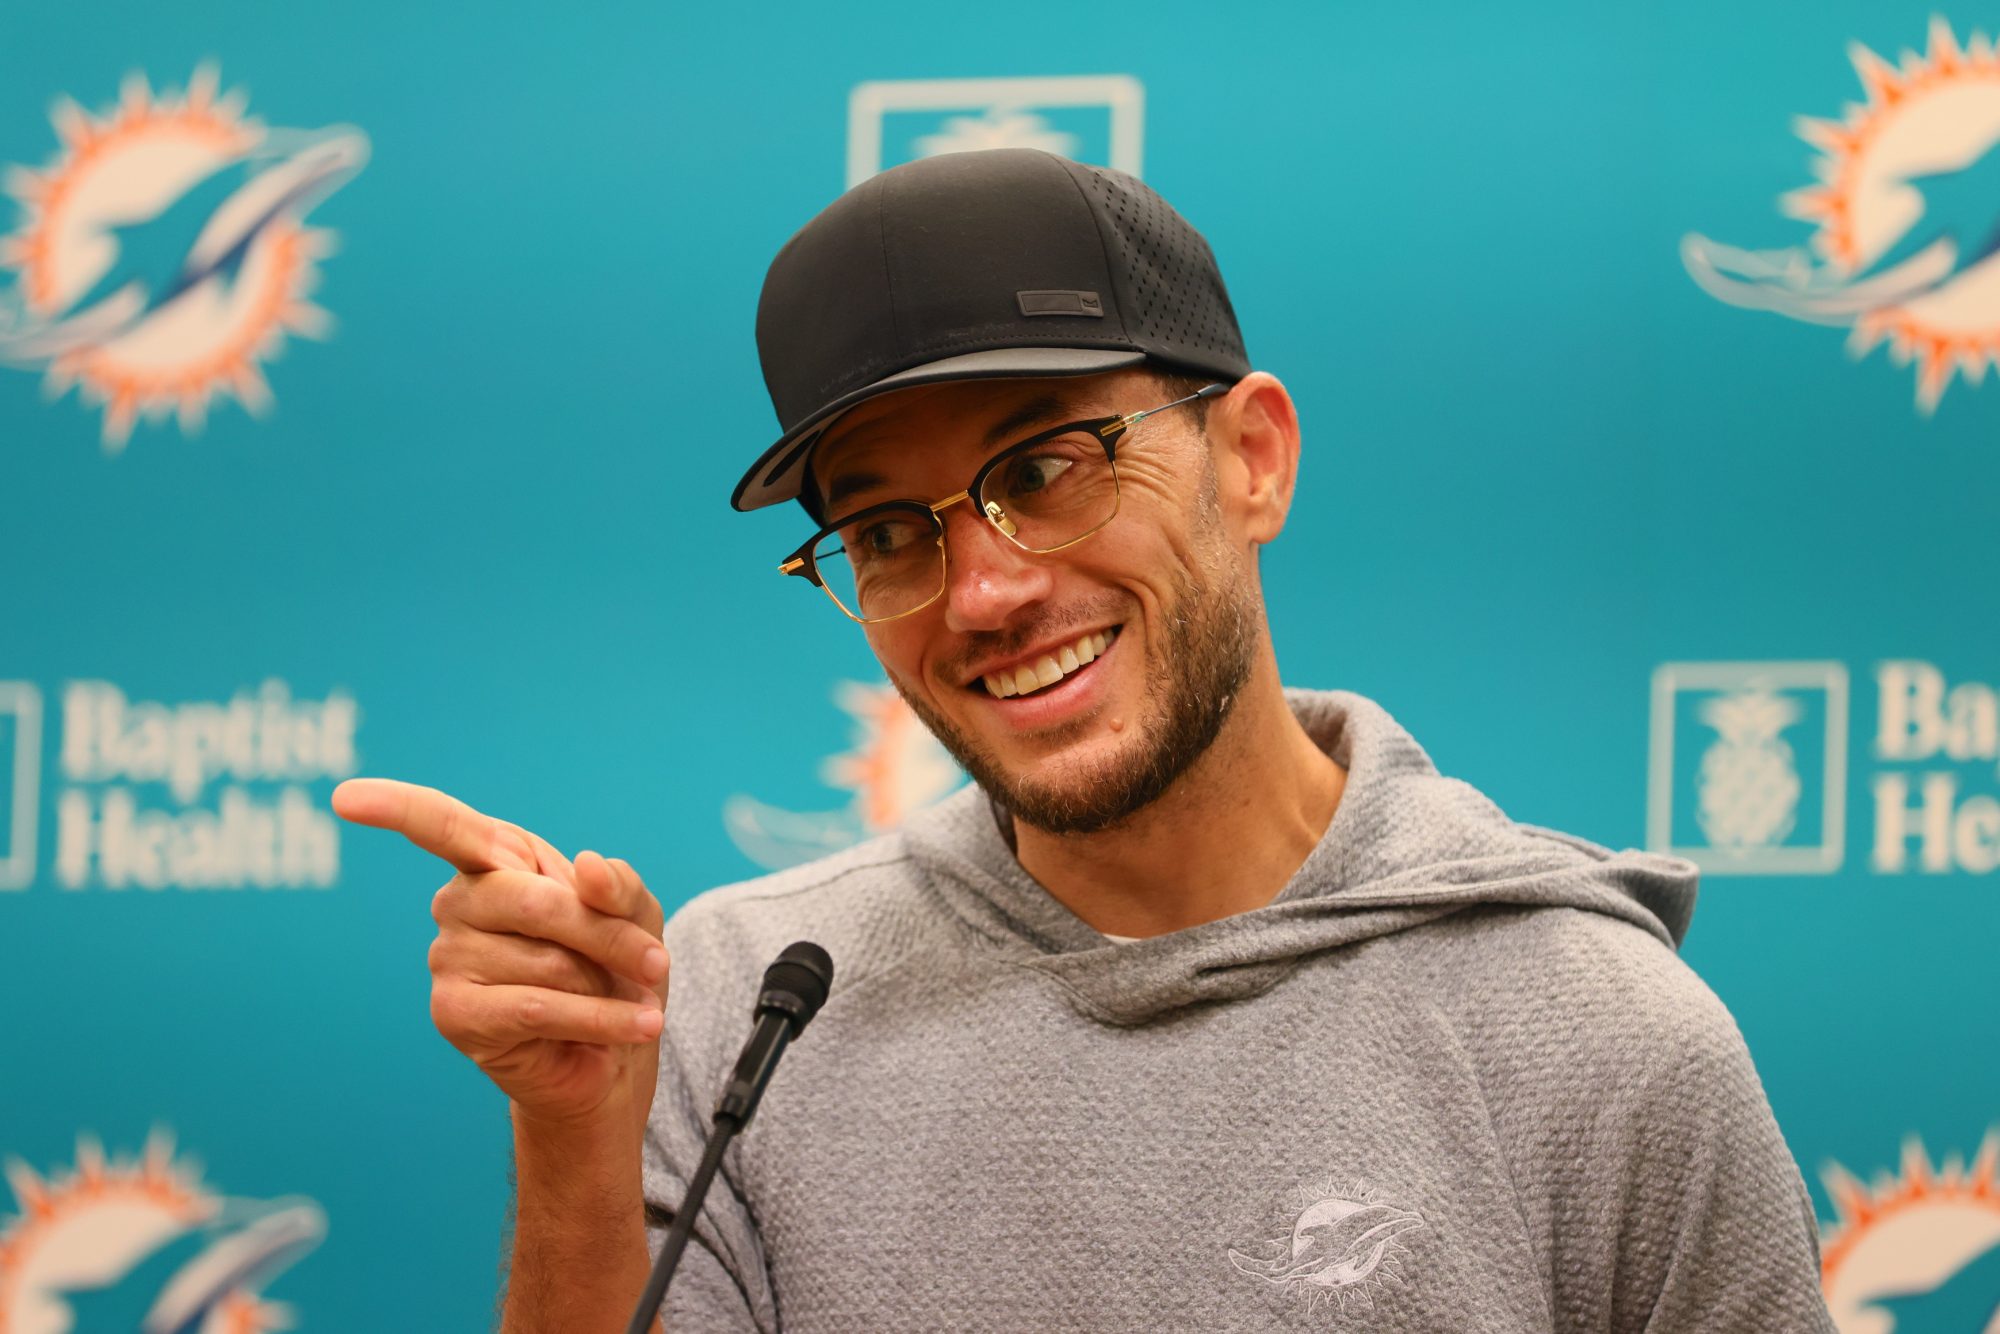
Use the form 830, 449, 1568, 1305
847, 74, 1143, 188
0, 678, 358, 891
1649, 660, 2000, 876
0, 66, 367, 447
1684, 18, 2000, 414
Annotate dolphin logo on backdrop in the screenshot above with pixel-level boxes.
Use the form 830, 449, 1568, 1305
1683, 18, 2000, 414
0, 66, 368, 447
1818, 1132, 2000, 1330
0, 1130, 324, 1333
723, 681, 965, 870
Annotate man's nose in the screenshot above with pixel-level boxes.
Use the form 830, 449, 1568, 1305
936, 500, 1054, 633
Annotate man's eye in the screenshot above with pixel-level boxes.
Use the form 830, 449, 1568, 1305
853, 518, 921, 557
1003, 453, 1074, 496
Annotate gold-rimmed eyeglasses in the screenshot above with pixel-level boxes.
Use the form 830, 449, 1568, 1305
777, 384, 1228, 624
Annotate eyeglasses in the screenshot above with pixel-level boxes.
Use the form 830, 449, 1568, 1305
778, 384, 1228, 624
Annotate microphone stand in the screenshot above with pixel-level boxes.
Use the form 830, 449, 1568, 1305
626, 944, 830, 1334
628, 1111, 739, 1334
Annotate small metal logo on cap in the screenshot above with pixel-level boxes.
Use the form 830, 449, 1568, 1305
1017, 290, 1104, 318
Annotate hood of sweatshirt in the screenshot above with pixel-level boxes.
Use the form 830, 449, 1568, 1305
897, 688, 1698, 1025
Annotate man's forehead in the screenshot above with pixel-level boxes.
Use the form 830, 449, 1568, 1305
809, 373, 1131, 502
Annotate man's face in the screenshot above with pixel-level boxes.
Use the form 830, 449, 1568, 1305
807, 369, 1261, 835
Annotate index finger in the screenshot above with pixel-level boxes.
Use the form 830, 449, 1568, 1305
332, 778, 531, 875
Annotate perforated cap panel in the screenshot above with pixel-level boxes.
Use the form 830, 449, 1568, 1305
1060, 159, 1249, 375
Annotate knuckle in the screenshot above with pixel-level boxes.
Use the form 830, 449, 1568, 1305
527, 940, 584, 991
541, 951, 577, 991
518, 882, 560, 936
430, 982, 466, 1036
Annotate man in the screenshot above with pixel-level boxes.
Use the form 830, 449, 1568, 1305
334, 148, 1835, 1331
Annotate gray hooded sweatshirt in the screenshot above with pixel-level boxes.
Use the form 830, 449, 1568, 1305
644, 690, 1834, 1331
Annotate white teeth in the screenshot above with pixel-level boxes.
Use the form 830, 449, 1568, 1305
980, 626, 1120, 699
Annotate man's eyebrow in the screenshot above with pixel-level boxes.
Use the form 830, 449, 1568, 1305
823, 468, 887, 513
820, 393, 1092, 514
980, 394, 1078, 450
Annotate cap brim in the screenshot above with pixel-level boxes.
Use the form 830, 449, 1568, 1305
730, 345, 1148, 512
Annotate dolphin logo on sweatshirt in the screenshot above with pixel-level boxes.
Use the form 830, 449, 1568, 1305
1229, 1186, 1423, 1313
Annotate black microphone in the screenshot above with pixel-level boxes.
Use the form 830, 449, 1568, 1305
626, 941, 833, 1334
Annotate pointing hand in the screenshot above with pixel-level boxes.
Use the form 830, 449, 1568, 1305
332, 778, 668, 1134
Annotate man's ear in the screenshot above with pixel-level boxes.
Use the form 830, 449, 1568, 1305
1208, 372, 1300, 548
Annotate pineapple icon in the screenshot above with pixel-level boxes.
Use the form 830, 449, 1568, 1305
1695, 687, 1805, 850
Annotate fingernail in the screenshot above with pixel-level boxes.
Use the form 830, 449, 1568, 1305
641, 947, 668, 982
635, 1007, 663, 1038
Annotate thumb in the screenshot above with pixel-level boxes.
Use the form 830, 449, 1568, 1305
576, 852, 668, 1001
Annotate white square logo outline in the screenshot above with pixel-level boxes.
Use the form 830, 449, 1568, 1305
0, 681, 41, 890
1647, 660, 1848, 875
847, 74, 1145, 188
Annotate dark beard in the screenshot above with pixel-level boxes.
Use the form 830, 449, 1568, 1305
890, 486, 1258, 836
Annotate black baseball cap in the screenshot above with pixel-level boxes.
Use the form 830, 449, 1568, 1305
732, 147, 1252, 512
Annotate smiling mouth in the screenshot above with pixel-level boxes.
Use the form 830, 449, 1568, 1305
978, 626, 1121, 699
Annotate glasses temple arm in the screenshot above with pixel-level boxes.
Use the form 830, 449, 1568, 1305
1116, 382, 1231, 429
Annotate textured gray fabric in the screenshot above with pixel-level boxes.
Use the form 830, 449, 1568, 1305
643, 690, 1834, 1331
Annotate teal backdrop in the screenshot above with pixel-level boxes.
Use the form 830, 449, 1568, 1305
3, 1, 1997, 1328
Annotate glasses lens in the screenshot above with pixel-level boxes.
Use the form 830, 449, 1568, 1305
978, 431, 1118, 551
811, 506, 944, 622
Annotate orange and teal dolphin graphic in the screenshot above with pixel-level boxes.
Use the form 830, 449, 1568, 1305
1683, 19, 2000, 413
0, 67, 368, 446
1859, 1236, 2000, 1332
58, 1200, 324, 1334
